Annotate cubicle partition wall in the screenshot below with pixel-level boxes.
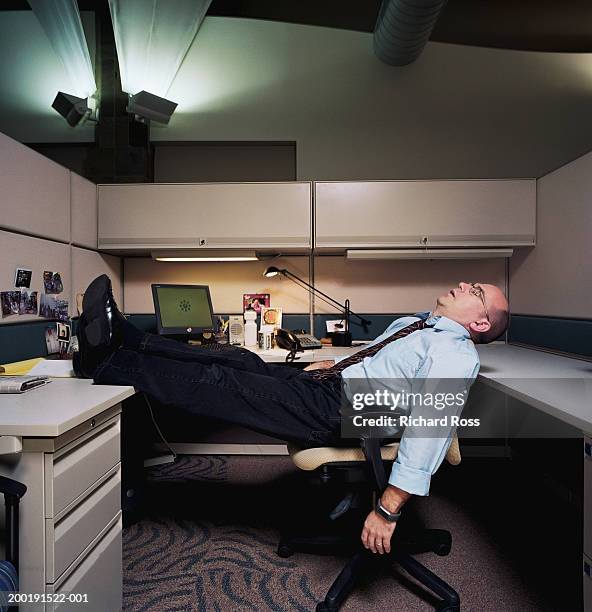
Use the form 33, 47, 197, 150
0, 132, 122, 363
509, 151, 592, 357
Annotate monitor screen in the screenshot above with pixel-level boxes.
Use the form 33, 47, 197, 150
152, 284, 215, 336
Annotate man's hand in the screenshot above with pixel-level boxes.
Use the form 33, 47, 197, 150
361, 485, 411, 554
361, 510, 397, 554
303, 360, 335, 371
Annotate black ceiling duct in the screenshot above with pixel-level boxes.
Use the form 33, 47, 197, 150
374, 0, 448, 66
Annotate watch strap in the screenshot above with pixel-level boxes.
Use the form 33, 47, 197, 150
374, 498, 402, 522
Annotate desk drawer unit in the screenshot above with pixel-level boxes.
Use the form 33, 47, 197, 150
585, 437, 592, 559
45, 416, 121, 517
47, 515, 122, 612
46, 466, 121, 582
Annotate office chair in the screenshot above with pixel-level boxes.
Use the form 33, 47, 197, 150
277, 437, 461, 611
0, 476, 26, 612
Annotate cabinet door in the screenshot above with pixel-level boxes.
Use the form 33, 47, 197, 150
98, 182, 311, 251
315, 180, 536, 250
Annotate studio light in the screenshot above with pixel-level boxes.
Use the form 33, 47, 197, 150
51, 91, 90, 127
127, 91, 178, 125
108, 0, 212, 124
29, 0, 97, 125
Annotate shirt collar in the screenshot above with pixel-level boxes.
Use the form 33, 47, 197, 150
415, 311, 471, 339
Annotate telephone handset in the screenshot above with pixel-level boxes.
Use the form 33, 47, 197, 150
275, 329, 323, 353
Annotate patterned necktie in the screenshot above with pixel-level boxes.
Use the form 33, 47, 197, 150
309, 318, 428, 385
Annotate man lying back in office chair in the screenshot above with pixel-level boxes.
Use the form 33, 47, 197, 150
74, 275, 509, 556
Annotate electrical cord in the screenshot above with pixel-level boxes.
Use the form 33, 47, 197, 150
143, 393, 177, 462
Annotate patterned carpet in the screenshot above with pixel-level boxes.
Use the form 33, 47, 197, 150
123, 454, 579, 611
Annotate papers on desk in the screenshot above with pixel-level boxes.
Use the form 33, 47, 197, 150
0, 358, 74, 378
28, 359, 74, 378
0, 376, 51, 394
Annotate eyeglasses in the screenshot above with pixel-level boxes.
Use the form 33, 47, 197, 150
469, 283, 489, 322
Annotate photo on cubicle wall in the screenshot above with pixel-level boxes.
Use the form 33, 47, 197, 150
18, 291, 37, 315
0, 290, 39, 318
39, 294, 68, 321
0, 291, 20, 317
43, 271, 63, 295
14, 267, 32, 289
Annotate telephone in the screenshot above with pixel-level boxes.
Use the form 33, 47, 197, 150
275, 329, 322, 352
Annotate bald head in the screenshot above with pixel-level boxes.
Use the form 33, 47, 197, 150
434, 282, 509, 344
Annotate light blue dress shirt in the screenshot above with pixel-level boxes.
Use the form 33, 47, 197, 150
339, 313, 480, 496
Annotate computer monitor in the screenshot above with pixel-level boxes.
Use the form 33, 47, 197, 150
152, 284, 215, 339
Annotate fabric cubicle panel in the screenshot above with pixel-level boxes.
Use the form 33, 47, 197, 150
313, 257, 506, 315
510, 151, 592, 319
508, 150, 592, 357
70, 173, 97, 249
0, 131, 70, 243
0, 229, 71, 324
71, 247, 122, 316
123, 256, 311, 314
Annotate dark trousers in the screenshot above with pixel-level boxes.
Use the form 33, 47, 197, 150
94, 323, 343, 448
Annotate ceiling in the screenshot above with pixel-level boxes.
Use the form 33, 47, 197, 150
5, 0, 592, 52
1, 1, 592, 182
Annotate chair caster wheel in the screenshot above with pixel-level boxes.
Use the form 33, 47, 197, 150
437, 607, 459, 612
435, 538, 452, 556
433, 530, 452, 556
316, 602, 338, 612
276, 543, 294, 558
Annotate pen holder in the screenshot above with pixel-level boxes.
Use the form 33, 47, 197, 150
331, 331, 352, 347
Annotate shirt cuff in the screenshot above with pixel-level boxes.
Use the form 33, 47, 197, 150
388, 460, 432, 496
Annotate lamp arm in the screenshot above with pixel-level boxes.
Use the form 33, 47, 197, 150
282, 270, 371, 329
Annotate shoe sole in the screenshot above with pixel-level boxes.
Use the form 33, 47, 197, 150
82, 275, 112, 348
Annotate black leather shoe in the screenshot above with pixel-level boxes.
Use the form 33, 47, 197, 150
74, 275, 126, 378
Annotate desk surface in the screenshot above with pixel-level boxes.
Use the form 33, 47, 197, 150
476, 344, 592, 434
0, 344, 590, 437
0, 379, 135, 437
256, 343, 592, 432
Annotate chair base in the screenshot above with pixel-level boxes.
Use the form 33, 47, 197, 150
278, 529, 458, 611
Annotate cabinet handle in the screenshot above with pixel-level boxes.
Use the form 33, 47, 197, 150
585, 441, 592, 459
585, 560, 591, 579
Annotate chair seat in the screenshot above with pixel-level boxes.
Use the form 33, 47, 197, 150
287, 436, 461, 471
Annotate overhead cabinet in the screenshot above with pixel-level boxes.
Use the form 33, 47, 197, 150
98, 182, 312, 252
315, 180, 536, 251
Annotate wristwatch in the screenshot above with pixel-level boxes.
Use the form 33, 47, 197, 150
374, 497, 402, 522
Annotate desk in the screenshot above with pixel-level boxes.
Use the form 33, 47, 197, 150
475, 344, 592, 611
1, 345, 590, 609
0, 379, 135, 611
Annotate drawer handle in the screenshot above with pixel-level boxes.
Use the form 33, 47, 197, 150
91, 419, 96, 428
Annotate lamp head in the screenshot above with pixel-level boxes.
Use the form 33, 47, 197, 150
263, 266, 285, 278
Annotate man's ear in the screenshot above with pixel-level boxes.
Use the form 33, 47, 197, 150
469, 319, 491, 335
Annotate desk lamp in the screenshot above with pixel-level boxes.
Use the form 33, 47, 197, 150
263, 266, 370, 347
